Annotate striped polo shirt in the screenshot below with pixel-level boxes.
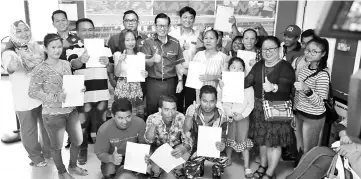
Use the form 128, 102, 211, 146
67, 44, 111, 103
294, 66, 330, 118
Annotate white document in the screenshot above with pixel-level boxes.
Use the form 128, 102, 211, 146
59, 4, 78, 21
124, 142, 150, 174
185, 61, 206, 89
150, 143, 185, 173
84, 39, 106, 68
62, 75, 84, 108
237, 50, 257, 74
126, 54, 146, 82
214, 6, 234, 32
222, 71, 245, 103
197, 126, 222, 158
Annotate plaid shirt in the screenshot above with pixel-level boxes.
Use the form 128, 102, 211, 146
145, 112, 192, 151
185, 104, 228, 154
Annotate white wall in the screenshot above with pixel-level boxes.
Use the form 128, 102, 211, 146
296, 0, 327, 30
0, 0, 26, 40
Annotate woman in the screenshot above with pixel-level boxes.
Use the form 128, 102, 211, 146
1, 20, 50, 167
114, 30, 148, 118
229, 36, 244, 57
294, 37, 330, 155
242, 28, 262, 66
29, 33, 88, 179
244, 36, 295, 179
220, 57, 254, 178
193, 29, 228, 102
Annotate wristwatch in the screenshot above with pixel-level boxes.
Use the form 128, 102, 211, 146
178, 79, 183, 83
272, 84, 278, 92
305, 89, 313, 96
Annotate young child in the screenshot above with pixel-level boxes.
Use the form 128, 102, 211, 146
219, 57, 254, 178
113, 30, 148, 119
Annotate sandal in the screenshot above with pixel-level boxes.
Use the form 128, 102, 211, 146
253, 165, 267, 179
29, 160, 47, 167
245, 168, 253, 178
68, 166, 88, 176
262, 173, 276, 179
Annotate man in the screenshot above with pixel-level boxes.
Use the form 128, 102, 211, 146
68, 18, 112, 165
141, 13, 184, 116
184, 85, 228, 179
280, 24, 303, 64
95, 99, 147, 179
144, 95, 192, 178
169, 6, 198, 113
51, 10, 80, 60
300, 29, 316, 48
108, 10, 148, 89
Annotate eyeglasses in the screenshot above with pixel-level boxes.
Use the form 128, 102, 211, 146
156, 24, 169, 29
304, 48, 323, 56
261, 47, 279, 53
124, 19, 138, 24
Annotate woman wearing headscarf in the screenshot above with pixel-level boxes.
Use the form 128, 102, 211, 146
1, 20, 51, 167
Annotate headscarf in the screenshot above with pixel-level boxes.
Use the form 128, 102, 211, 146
8, 20, 44, 73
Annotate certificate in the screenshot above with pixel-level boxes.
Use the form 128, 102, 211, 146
84, 39, 109, 68
150, 143, 186, 173
214, 5, 234, 32
126, 54, 145, 82
62, 75, 84, 108
237, 50, 257, 74
185, 61, 206, 89
197, 126, 222, 158
222, 71, 245, 103
124, 142, 150, 174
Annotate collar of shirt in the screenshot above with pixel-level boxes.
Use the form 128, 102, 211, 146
153, 33, 169, 45
194, 105, 224, 127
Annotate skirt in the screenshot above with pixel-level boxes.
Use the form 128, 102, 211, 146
249, 98, 294, 147
114, 77, 143, 106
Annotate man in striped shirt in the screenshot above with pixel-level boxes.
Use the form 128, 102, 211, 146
68, 18, 113, 165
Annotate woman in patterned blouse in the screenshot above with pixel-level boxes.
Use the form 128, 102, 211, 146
29, 34, 88, 179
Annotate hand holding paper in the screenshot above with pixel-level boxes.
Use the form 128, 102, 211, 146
215, 141, 226, 151
150, 143, 185, 173
197, 126, 222, 158
185, 61, 206, 89
62, 75, 84, 107
214, 6, 234, 32
124, 142, 150, 174
126, 54, 146, 82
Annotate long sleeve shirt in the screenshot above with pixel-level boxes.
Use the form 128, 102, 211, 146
294, 66, 329, 118
222, 87, 255, 119
144, 112, 192, 152
28, 60, 74, 115
185, 104, 228, 154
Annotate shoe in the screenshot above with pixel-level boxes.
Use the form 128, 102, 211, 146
68, 166, 88, 176
78, 148, 88, 165
253, 165, 268, 179
282, 151, 296, 161
245, 168, 253, 178
29, 160, 47, 167
58, 172, 75, 179
1, 132, 21, 143
212, 175, 221, 179
293, 149, 304, 168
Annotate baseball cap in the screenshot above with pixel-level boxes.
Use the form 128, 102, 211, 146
282, 25, 301, 37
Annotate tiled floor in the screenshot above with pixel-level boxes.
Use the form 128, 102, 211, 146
0, 77, 294, 179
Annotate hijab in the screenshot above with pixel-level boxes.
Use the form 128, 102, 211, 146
8, 20, 44, 74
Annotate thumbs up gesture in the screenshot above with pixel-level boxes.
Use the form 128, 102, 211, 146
263, 77, 274, 92
183, 40, 190, 51
119, 50, 127, 62
153, 48, 161, 63
111, 146, 123, 165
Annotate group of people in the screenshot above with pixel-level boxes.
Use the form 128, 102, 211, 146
2, 4, 360, 179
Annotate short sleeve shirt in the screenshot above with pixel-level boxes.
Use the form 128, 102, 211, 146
141, 34, 185, 79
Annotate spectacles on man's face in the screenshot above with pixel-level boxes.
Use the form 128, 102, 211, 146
261, 47, 279, 53
156, 24, 169, 29
304, 48, 322, 56
124, 19, 138, 24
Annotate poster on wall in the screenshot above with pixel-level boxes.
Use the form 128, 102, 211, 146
84, 0, 278, 42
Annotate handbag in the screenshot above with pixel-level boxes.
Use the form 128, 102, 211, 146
322, 71, 340, 124
262, 63, 294, 122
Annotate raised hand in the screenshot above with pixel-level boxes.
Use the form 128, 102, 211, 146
153, 48, 161, 63
79, 48, 90, 63
263, 77, 273, 92
111, 146, 123, 165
